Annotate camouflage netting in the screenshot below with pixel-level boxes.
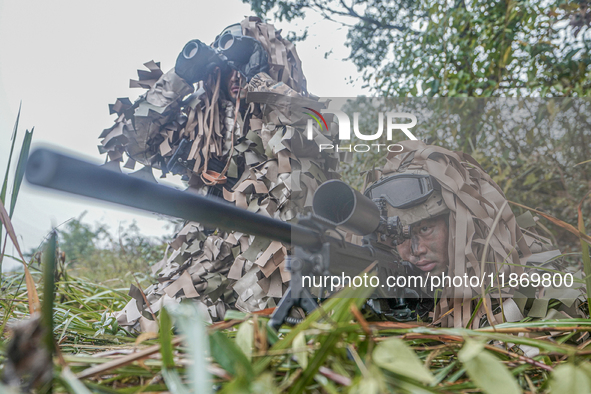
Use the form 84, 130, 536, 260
378, 141, 587, 329
98, 17, 340, 331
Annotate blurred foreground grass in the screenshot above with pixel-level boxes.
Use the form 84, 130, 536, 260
3, 256, 591, 393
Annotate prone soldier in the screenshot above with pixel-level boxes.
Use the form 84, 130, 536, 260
364, 140, 583, 328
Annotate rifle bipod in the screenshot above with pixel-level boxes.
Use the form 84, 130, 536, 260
268, 287, 319, 330
268, 250, 329, 330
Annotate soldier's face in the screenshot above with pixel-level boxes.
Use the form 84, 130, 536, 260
396, 215, 449, 276
225, 70, 241, 100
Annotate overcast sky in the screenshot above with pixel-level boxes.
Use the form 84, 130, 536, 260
0, 0, 367, 269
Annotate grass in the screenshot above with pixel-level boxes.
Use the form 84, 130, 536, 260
2, 252, 591, 393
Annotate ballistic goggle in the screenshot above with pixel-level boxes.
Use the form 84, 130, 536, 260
364, 172, 439, 209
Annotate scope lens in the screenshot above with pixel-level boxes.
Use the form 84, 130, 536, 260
313, 180, 381, 235
313, 181, 354, 224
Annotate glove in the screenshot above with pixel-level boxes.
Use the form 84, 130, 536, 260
233, 39, 269, 82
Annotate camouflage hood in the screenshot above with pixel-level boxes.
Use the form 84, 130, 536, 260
378, 140, 532, 328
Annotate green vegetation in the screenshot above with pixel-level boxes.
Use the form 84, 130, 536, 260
3, 258, 591, 393
38, 213, 172, 287
246, 0, 591, 97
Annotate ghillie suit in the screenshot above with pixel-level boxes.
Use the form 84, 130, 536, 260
374, 140, 586, 329
98, 17, 339, 330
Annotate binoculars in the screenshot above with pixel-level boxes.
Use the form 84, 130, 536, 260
175, 39, 226, 84
175, 35, 262, 84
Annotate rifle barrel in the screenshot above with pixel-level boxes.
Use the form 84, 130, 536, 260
25, 148, 321, 249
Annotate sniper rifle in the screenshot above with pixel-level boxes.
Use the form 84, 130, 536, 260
25, 148, 428, 329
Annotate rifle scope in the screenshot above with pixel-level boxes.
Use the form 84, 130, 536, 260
312, 180, 381, 236
313, 179, 409, 241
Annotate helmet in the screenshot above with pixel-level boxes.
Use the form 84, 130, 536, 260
364, 169, 449, 227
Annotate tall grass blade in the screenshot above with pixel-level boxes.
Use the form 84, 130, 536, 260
0, 198, 40, 313
9, 127, 34, 217
159, 306, 174, 369
574, 159, 591, 167
578, 192, 591, 316
39, 231, 57, 393
0, 102, 22, 272
170, 304, 213, 394
159, 306, 191, 393
0, 102, 21, 204
60, 368, 92, 394
42, 231, 57, 355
